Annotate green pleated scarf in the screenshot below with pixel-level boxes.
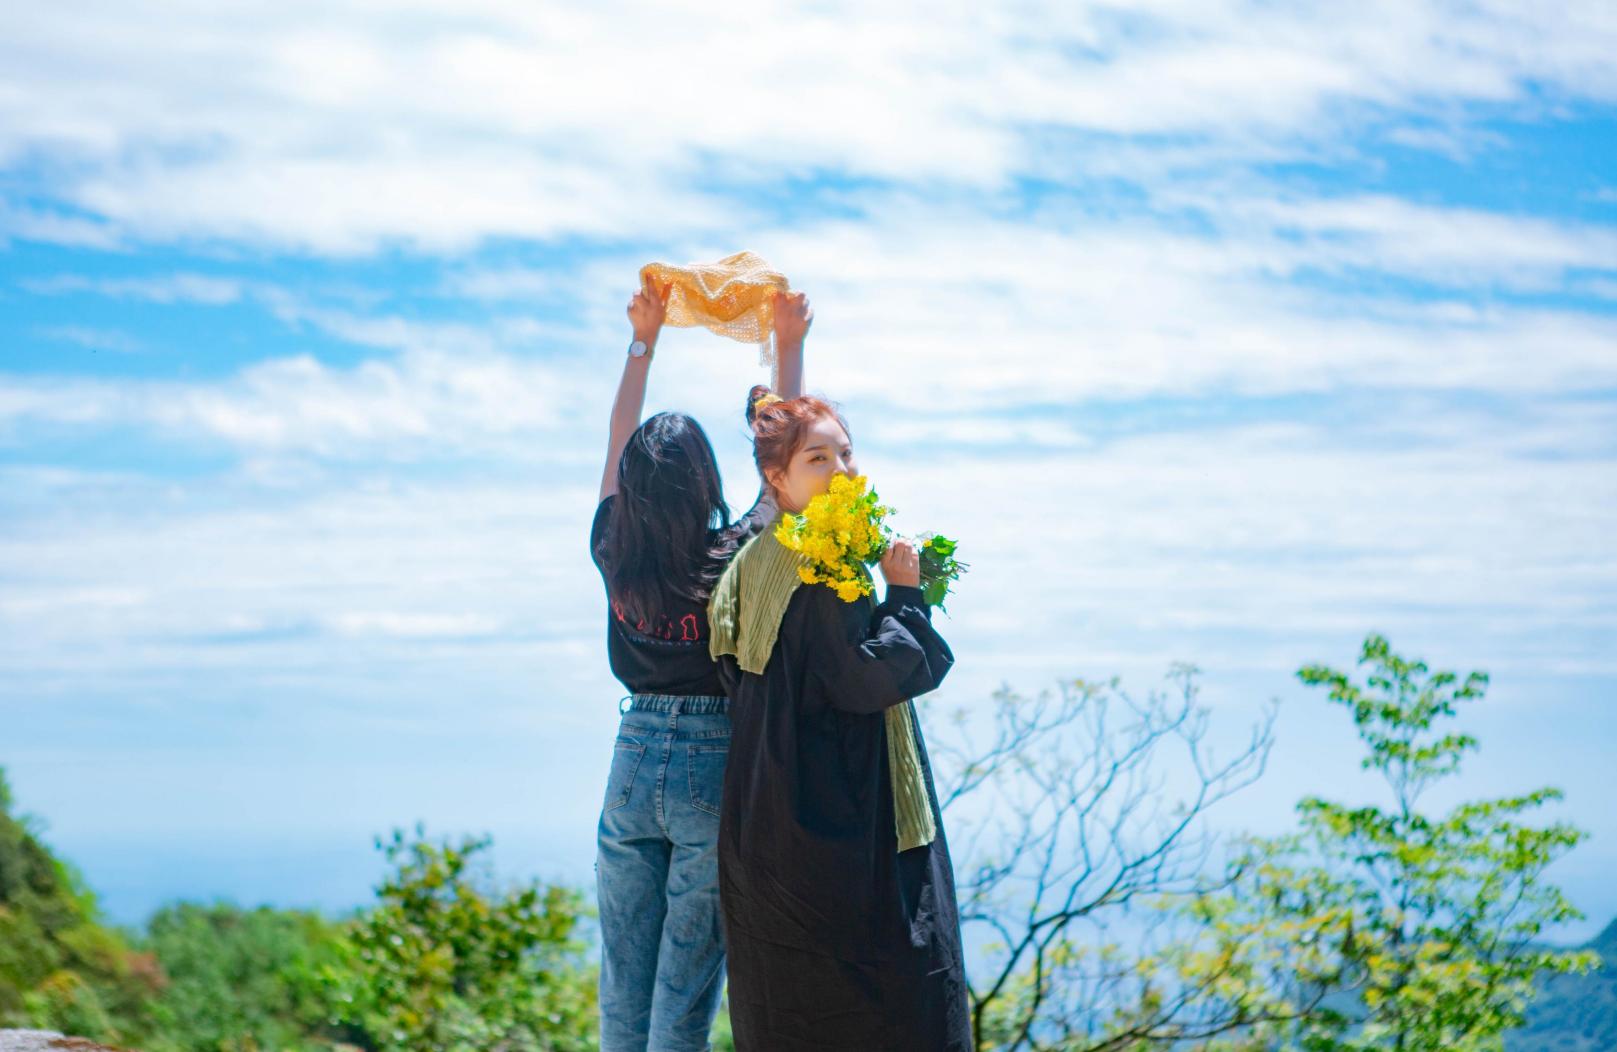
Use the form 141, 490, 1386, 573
707, 514, 937, 853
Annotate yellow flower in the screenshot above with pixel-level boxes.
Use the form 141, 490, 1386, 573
773, 474, 893, 602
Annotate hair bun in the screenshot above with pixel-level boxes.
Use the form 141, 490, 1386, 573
745, 385, 783, 425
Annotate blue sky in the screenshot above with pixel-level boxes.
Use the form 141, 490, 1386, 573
2, 1, 1615, 942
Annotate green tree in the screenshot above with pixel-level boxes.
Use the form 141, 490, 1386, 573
0, 766, 164, 1043
1198, 633, 1600, 1051
922, 667, 1284, 1050
317, 823, 597, 1052
136, 900, 354, 1052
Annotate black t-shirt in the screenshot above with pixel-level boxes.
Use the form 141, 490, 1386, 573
590, 488, 777, 696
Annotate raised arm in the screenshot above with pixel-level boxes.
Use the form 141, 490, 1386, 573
771, 289, 812, 400
720, 289, 808, 522
805, 540, 954, 715
805, 582, 954, 715
600, 273, 672, 503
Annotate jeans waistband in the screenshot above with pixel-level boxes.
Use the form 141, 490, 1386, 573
620, 692, 729, 715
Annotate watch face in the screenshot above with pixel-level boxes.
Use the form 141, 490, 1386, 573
629, 339, 648, 357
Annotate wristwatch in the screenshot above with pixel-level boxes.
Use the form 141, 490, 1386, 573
627, 338, 650, 358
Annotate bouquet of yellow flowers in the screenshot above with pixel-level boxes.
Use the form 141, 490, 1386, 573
773, 473, 967, 611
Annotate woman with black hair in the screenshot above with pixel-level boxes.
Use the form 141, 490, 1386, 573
591, 272, 812, 1052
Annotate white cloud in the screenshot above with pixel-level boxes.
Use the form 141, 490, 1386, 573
439, 266, 567, 302
713, 203, 1617, 409
33, 325, 143, 353
3, 1, 1616, 254
1, 398, 1611, 706
1191, 193, 1617, 288
22, 272, 246, 304
325, 610, 505, 638
7, 184, 1616, 461
1580, 278, 1617, 300
0, 347, 592, 457
0, 202, 119, 250
65, 152, 736, 257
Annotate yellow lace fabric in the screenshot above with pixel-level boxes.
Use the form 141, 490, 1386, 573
639, 251, 790, 367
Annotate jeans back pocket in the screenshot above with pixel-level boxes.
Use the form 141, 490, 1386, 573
687, 742, 729, 817
604, 735, 647, 813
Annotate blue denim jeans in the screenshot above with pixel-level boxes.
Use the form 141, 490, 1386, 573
596, 692, 730, 1052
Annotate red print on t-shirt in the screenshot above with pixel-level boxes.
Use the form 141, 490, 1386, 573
611, 597, 702, 642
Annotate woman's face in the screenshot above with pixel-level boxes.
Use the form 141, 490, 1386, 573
766, 415, 858, 514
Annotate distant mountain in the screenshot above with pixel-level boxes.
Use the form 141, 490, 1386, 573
1507, 917, 1617, 1052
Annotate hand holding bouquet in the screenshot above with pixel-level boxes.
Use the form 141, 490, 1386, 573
773, 474, 967, 612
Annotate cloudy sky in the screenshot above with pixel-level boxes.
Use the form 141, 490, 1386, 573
3, 1, 1614, 939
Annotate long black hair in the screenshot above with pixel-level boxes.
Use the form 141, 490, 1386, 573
594, 412, 744, 628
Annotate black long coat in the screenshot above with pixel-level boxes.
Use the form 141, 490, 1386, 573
713, 579, 971, 1051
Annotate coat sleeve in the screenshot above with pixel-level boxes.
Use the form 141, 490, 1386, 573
803, 581, 955, 715
714, 651, 740, 699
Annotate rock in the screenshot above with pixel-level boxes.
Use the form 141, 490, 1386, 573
0, 1031, 138, 1052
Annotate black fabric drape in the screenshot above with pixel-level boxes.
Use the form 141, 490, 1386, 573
715, 580, 970, 1051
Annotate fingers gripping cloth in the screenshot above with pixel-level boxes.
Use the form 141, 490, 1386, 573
639, 251, 791, 368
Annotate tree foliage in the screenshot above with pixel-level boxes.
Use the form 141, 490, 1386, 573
315, 823, 598, 1052
0, 768, 164, 1044
1191, 633, 1600, 1051
926, 635, 1598, 1052
135, 900, 352, 1052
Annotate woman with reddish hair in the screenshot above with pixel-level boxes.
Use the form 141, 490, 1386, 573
705, 389, 970, 1051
